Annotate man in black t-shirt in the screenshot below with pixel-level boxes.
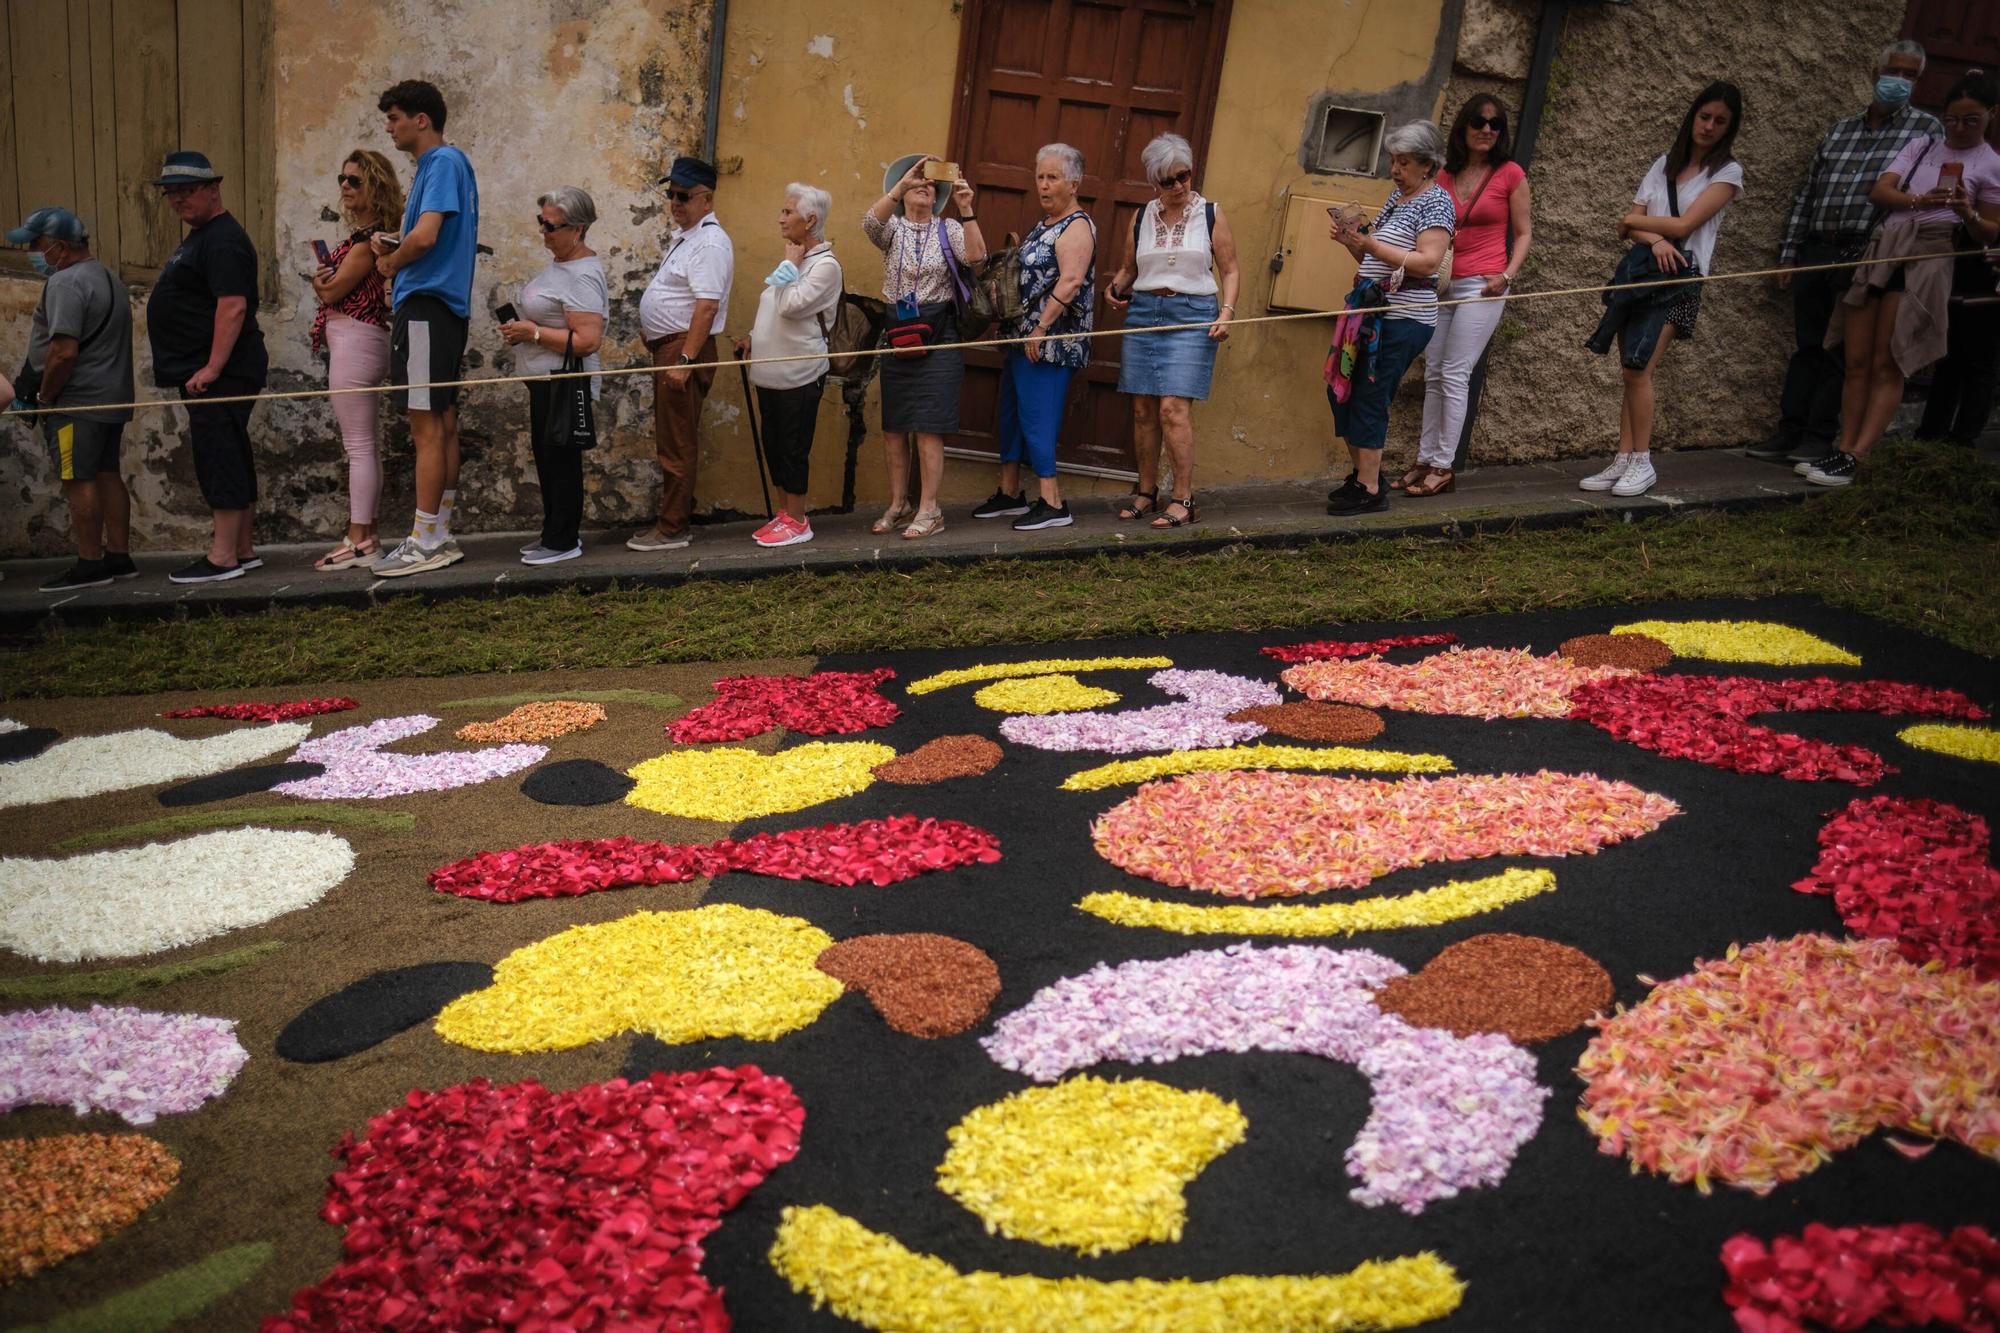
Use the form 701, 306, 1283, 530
145, 150, 269, 585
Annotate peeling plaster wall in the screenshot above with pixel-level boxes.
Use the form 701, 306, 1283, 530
1, 0, 714, 555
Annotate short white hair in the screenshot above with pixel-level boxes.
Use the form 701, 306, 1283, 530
537, 186, 597, 233
1036, 142, 1085, 183
1139, 133, 1193, 185
1878, 38, 1926, 73
1383, 120, 1446, 171
785, 181, 830, 240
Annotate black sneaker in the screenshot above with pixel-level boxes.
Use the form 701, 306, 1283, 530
1326, 482, 1387, 516
167, 556, 245, 584
1745, 436, 1795, 461
100, 551, 139, 580
972, 489, 1031, 519
1804, 451, 1858, 487
1787, 439, 1835, 463
1792, 447, 1840, 477
1011, 498, 1074, 530
1326, 472, 1362, 503
41, 559, 114, 592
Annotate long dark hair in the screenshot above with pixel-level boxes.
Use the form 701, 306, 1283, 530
1665, 81, 1743, 178
1443, 95, 1513, 175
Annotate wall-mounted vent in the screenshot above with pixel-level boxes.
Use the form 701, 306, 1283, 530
1308, 105, 1386, 176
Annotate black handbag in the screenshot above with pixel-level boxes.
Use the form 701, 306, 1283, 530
543, 331, 597, 450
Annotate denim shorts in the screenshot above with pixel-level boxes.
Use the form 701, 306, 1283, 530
1329, 315, 1429, 450
1117, 291, 1220, 400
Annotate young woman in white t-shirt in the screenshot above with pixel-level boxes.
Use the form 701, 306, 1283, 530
1581, 82, 1745, 498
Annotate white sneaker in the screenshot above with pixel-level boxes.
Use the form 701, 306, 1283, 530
373, 537, 460, 578
1610, 457, 1658, 496
520, 540, 545, 555
627, 528, 692, 551
522, 543, 581, 565
1578, 454, 1632, 492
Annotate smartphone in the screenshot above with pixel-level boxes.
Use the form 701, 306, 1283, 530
1939, 161, 1964, 195
495, 303, 519, 324
923, 159, 960, 182
310, 239, 333, 266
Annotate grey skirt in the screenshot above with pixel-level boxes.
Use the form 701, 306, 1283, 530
880, 302, 965, 435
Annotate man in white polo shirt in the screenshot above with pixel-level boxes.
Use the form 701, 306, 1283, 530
630, 155, 733, 551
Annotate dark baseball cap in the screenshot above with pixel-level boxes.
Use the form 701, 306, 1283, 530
5, 207, 88, 245
662, 155, 718, 191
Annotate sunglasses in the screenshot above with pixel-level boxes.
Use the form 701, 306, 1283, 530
665, 187, 708, 203
536, 216, 575, 232
1468, 116, 1504, 130
1155, 169, 1193, 189
336, 173, 364, 189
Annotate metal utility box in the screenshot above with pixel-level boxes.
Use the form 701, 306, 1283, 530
1268, 183, 1395, 313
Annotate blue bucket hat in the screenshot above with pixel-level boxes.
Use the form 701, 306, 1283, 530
5, 207, 88, 246
150, 150, 224, 187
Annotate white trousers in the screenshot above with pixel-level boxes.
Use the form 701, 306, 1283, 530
1417, 276, 1507, 468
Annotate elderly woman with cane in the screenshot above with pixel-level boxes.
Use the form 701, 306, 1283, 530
1105, 132, 1239, 527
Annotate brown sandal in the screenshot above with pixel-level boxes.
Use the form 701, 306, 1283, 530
1390, 464, 1428, 491
1404, 465, 1455, 497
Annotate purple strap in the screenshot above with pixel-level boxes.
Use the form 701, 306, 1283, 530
937, 217, 972, 303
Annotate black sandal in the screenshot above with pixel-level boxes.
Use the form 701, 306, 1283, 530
1118, 489, 1157, 521
1150, 496, 1198, 528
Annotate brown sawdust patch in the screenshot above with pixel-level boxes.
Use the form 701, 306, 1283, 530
454, 700, 608, 743
1374, 933, 1614, 1044
0, 1134, 181, 1283
1226, 702, 1385, 743
871, 735, 1004, 785
815, 934, 1001, 1038
1559, 633, 1673, 671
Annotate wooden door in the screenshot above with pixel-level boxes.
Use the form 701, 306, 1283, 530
1902, 0, 2000, 147
947, 0, 1231, 475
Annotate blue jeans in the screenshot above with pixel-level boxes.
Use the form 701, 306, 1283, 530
996, 348, 1075, 478
1329, 316, 1429, 449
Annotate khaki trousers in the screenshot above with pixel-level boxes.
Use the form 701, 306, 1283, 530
647, 331, 716, 536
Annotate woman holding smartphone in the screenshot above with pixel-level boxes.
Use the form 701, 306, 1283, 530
309, 150, 402, 570
1811, 71, 2000, 486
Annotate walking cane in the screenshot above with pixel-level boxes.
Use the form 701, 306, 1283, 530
735, 350, 775, 520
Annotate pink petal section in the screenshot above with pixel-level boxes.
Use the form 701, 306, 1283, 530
275, 715, 546, 800
0, 1004, 248, 1125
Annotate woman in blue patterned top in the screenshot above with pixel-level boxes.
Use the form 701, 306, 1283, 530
970, 142, 1096, 532
1326, 121, 1456, 515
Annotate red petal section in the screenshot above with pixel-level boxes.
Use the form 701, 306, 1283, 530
265, 1069, 803, 1332
1794, 796, 2000, 979
1259, 633, 1458, 664
162, 698, 360, 722
428, 816, 1003, 902
1566, 674, 1985, 784
1720, 1223, 2000, 1333
666, 669, 900, 743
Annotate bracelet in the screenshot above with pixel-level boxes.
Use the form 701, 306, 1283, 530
1220, 303, 1235, 312
961, 214, 978, 222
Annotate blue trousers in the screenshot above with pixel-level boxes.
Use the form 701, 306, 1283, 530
996, 348, 1075, 478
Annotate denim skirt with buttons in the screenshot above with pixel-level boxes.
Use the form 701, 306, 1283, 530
1117, 291, 1220, 400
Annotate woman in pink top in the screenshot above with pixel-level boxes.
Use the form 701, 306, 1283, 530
1403, 96, 1532, 497
1813, 71, 2000, 486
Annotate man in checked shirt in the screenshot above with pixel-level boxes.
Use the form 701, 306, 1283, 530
1760, 40, 1941, 470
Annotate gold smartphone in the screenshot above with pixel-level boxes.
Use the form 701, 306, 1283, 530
923, 160, 960, 182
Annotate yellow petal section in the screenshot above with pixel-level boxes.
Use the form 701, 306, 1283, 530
435, 905, 843, 1053
625, 741, 896, 822
937, 1076, 1246, 1255
1078, 869, 1557, 936
1610, 620, 1861, 666
906, 656, 1174, 695
1898, 723, 2000, 765
1062, 744, 1455, 792
769, 1205, 1464, 1332
974, 675, 1122, 715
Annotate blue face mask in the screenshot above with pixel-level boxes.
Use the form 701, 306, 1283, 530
1875, 75, 1914, 107
28, 251, 54, 276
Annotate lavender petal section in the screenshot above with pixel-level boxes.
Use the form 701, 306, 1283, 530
0, 1004, 249, 1124
275, 714, 546, 800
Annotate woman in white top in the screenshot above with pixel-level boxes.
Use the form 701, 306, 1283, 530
735, 183, 842, 547
500, 187, 609, 565
1104, 133, 1240, 528
1581, 81, 1745, 499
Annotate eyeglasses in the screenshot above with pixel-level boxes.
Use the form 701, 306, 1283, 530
665, 187, 709, 203
1942, 114, 1988, 128
537, 216, 574, 232
1155, 169, 1193, 189
1468, 116, 1504, 130
336, 174, 364, 189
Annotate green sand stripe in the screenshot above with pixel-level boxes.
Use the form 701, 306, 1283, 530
17, 1241, 272, 1333
0, 941, 287, 1001
436, 687, 685, 711
54, 804, 413, 853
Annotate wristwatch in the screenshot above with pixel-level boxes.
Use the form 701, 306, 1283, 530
679, 353, 695, 365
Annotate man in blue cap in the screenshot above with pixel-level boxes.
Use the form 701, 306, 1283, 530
146, 150, 269, 584
8, 206, 137, 592
630, 154, 731, 552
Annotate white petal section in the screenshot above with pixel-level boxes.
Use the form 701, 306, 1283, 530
0, 828, 355, 962
0, 723, 311, 809
0, 718, 24, 734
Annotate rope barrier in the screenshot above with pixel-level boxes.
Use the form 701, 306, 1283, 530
4, 245, 1993, 420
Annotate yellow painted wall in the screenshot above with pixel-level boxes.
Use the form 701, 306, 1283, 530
708, 0, 1450, 515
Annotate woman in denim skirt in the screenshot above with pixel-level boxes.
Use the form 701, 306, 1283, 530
1105, 133, 1240, 527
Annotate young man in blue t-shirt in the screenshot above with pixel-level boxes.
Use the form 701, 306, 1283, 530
371, 79, 480, 578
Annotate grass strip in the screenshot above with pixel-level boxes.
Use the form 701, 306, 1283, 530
0, 941, 287, 1002
436, 687, 686, 711
53, 804, 414, 853
2, 443, 1992, 700
18, 1241, 273, 1333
